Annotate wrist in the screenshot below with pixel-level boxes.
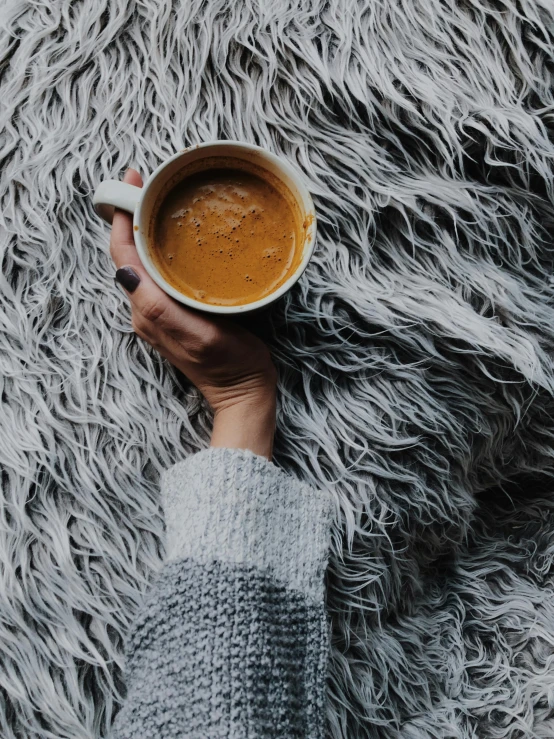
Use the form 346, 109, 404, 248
210, 391, 276, 460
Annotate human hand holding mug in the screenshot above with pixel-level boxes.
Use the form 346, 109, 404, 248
96, 142, 317, 459
110, 168, 277, 460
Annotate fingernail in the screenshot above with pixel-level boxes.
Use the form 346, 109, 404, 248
115, 267, 141, 293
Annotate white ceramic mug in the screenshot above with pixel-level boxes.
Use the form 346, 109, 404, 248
92, 141, 317, 315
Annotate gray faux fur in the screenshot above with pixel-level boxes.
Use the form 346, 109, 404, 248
1, 0, 554, 737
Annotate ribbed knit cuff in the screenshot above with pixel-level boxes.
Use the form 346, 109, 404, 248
160, 447, 334, 601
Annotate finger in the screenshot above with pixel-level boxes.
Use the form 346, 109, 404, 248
110, 168, 143, 270
116, 260, 229, 342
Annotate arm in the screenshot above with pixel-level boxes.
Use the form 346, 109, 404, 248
109, 168, 334, 737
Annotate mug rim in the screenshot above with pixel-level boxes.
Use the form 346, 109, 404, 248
132, 140, 317, 314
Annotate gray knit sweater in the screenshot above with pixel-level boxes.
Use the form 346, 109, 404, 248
111, 446, 335, 738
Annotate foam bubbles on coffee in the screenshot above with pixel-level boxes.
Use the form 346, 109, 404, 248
149, 158, 303, 307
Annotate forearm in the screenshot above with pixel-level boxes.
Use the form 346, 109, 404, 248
112, 447, 334, 739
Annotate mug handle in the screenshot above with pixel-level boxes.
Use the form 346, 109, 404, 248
92, 180, 142, 225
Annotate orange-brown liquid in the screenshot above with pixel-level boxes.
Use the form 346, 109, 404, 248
149, 160, 303, 306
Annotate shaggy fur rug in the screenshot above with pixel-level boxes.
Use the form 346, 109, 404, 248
2, 0, 554, 736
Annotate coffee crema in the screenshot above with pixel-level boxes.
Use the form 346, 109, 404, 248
148, 157, 304, 306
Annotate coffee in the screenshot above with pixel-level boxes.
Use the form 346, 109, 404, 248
148, 156, 304, 307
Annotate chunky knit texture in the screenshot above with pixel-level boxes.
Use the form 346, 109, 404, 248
111, 447, 335, 738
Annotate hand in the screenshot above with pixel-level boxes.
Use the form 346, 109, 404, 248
109, 168, 277, 459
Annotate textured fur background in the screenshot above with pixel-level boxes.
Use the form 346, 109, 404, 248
1, 0, 554, 736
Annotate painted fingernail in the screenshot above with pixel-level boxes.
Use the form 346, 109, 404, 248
115, 267, 141, 293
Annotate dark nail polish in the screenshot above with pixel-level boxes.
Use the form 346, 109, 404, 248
115, 267, 141, 293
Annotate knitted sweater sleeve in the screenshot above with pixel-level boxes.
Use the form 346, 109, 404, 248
111, 446, 335, 739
